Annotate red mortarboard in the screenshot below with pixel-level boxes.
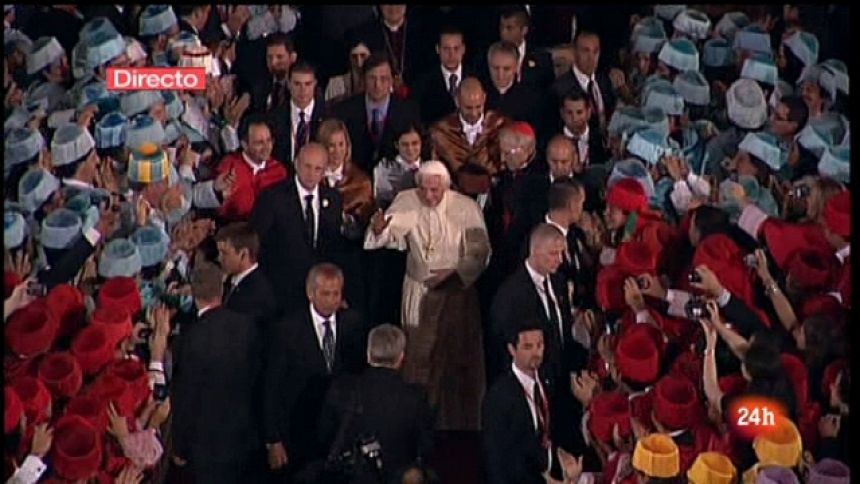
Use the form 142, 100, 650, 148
616, 240, 658, 276
65, 394, 109, 434
607, 178, 648, 213
38, 352, 83, 399
90, 306, 133, 348
4, 271, 21, 299
71, 324, 115, 376
97, 277, 142, 315
780, 353, 810, 406
11, 376, 52, 425
104, 358, 151, 416
588, 390, 632, 443
786, 248, 837, 293
45, 284, 87, 339
51, 415, 103, 481
615, 326, 660, 385
5, 300, 58, 358
823, 191, 850, 238
653, 375, 700, 431
5, 387, 23, 434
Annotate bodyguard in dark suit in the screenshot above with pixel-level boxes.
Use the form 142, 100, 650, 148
482, 319, 553, 484
215, 222, 279, 329
318, 324, 434, 484
251, 143, 345, 316
558, 90, 610, 167
331, 55, 421, 174
497, 7, 554, 91
245, 33, 298, 115
263, 263, 367, 482
551, 31, 616, 135
80, 5, 135, 35
268, 62, 326, 167
172, 261, 263, 484
175, 5, 211, 38
410, 25, 477, 126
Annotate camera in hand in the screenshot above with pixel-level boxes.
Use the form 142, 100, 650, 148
688, 271, 702, 284
685, 297, 707, 320
326, 434, 384, 478
743, 253, 758, 268
26, 281, 47, 297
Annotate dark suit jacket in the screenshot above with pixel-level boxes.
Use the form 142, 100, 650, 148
23, 7, 84, 55
331, 93, 421, 174
482, 371, 550, 484
38, 237, 96, 290
490, 264, 585, 388
268, 95, 327, 167
347, 16, 432, 86
250, 178, 344, 315
318, 366, 435, 482
411, 64, 477, 126
519, 47, 555, 92
80, 5, 134, 35
485, 81, 549, 145
172, 307, 262, 464
551, 68, 617, 139
263, 307, 367, 463
224, 266, 279, 332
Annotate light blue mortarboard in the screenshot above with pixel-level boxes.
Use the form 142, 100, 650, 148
95, 112, 128, 149
121, 90, 163, 118
654, 5, 686, 21
643, 81, 686, 116
26, 37, 64, 75
741, 52, 778, 86
85, 31, 126, 68
4, 211, 27, 249
818, 146, 849, 184
139, 5, 178, 37
739, 131, 787, 172
657, 38, 699, 72
733, 25, 771, 54
702, 38, 734, 68
131, 225, 169, 268
40, 208, 82, 250
796, 113, 849, 158
726, 79, 767, 130
607, 158, 656, 199
80, 17, 120, 45
627, 128, 671, 165
673, 70, 710, 106
782, 31, 819, 67
126, 114, 167, 150
632, 22, 667, 55
714, 11, 750, 41
162, 91, 185, 120
51, 124, 96, 167
820, 59, 849, 95
672, 9, 711, 40
18, 168, 60, 213
5, 127, 45, 168
98, 238, 143, 278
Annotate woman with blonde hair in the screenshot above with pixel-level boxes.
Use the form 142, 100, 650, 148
317, 118, 375, 312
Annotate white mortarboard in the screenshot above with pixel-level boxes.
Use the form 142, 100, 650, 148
125, 36, 148, 64
121, 90, 163, 118
40, 208, 82, 250
131, 225, 169, 268
162, 91, 185, 120
626, 128, 671, 165
26, 37, 64, 75
657, 38, 699, 72
739, 131, 787, 172
4, 211, 27, 249
178, 45, 216, 76
726, 78, 767, 130
672, 9, 711, 40
782, 31, 819, 67
125, 114, 167, 150
732, 25, 771, 54
702, 38, 733, 68
673, 70, 710, 106
818, 146, 849, 184
51, 124, 96, 167
139, 5, 178, 37
98, 238, 143, 278
643, 81, 685, 116
632, 22, 667, 55
796, 113, 849, 157
741, 52, 778, 86
95, 111, 128, 149
86, 31, 126, 68
18, 168, 60, 213
820, 59, 849, 95
4, 127, 46, 169
654, 5, 686, 21
80, 17, 120, 44
714, 11, 750, 41
796, 64, 826, 88
607, 158, 656, 199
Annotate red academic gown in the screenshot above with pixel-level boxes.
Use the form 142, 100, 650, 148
216, 153, 288, 221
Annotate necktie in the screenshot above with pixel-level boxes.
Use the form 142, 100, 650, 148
543, 276, 562, 347
586, 78, 602, 127
296, 111, 308, 151
448, 73, 459, 97
223, 278, 235, 303
370, 108, 383, 143
533, 380, 550, 449
304, 194, 315, 247
271, 81, 285, 110
322, 319, 335, 372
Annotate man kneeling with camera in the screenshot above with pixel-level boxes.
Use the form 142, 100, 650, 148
318, 324, 435, 484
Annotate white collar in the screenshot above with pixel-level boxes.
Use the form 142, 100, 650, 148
441, 64, 462, 82
549, 172, 574, 184
325, 164, 345, 185
517, 40, 527, 67
62, 178, 94, 190
310, 302, 337, 327
197, 304, 218, 318
573, 64, 596, 88
296, 178, 320, 200
460, 114, 484, 131
497, 81, 515, 95
242, 151, 267, 172
525, 259, 549, 288
511, 361, 538, 396
836, 244, 850, 263
563, 124, 589, 140
545, 214, 569, 237
292, 98, 314, 118
231, 262, 259, 287
383, 18, 405, 32
396, 155, 421, 171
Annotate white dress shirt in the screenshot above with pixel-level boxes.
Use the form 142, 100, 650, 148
297, 179, 320, 244
525, 260, 564, 339
573, 64, 604, 114
836, 245, 850, 264
441, 64, 463, 94
310, 303, 337, 350
460, 114, 484, 146
511, 362, 552, 472
325, 164, 345, 187
231, 262, 259, 288
517, 40, 527, 78
563, 124, 591, 166
290, 99, 315, 161
242, 152, 268, 176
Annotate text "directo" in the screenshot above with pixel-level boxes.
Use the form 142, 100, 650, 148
106, 67, 207, 91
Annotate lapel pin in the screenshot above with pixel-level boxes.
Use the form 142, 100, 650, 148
322, 198, 329, 208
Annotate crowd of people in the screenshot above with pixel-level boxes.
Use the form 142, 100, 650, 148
2, 4, 852, 484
